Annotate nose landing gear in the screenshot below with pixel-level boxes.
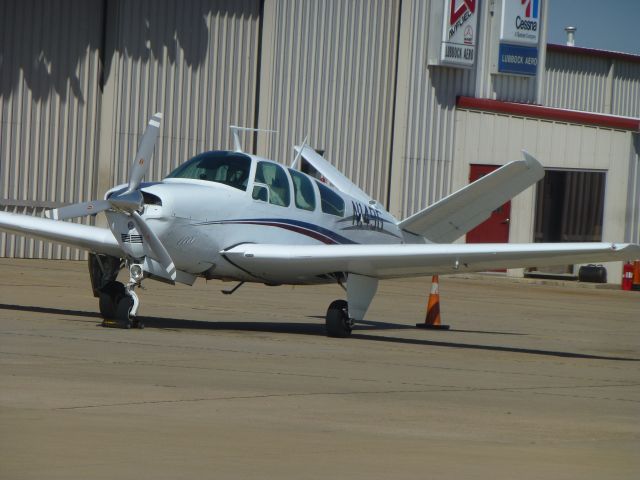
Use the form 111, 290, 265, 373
98, 264, 144, 329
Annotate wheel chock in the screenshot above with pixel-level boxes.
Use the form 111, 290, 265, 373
101, 318, 131, 329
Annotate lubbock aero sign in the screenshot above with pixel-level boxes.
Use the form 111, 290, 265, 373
440, 0, 478, 68
499, 0, 541, 76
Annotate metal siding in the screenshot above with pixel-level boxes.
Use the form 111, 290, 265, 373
0, 0, 103, 259
393, 0, 475, 219
256, 0, 399, 205
543, 49, 640, 118
612, 60, 640, 118
104, 0, 260, 187
543, 50, 610, 113
490, 75, 537, 103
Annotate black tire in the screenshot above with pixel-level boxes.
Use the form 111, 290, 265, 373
326, 299, 351, 338
98, 281, 126, 320
98, 292, 116, 319
115, 295, 134, 328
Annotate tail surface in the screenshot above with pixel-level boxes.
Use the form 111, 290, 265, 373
398, 151, 544, 243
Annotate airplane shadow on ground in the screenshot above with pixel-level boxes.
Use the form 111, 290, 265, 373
0, 303, 637, 362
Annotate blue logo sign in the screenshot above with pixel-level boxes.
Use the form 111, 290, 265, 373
498, 43, 538, 76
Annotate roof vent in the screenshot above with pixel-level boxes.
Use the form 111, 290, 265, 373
564, 26, 577, 46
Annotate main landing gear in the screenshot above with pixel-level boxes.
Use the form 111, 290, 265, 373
325, 274, 378, 338
325, 299, 352, 338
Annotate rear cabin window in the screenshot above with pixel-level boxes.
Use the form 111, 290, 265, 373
315, 180, 344, 217
166, 151, 251, 191
288, 169, 316, 211
252, 161, 290, 207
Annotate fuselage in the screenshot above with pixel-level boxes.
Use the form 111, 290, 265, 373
105, 150, 404, 285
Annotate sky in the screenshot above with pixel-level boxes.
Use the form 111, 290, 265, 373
546, 0, 640, 55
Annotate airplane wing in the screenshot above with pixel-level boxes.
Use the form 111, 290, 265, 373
294, 145, 373, 204
0, 211, 122, 257
398, 151, 544, 243
223, 242, 640, 280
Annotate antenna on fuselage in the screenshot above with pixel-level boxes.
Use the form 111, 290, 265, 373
290, 133, 309, 169
229, 125, 277, 153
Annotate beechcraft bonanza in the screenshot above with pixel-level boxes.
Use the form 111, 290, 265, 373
0, 113, 638, 336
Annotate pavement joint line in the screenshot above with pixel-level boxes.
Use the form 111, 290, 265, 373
530, 391, 640, 403
52, 382, 640, 411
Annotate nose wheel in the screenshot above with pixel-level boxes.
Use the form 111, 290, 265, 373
326, 299, 352, 337
98, 280, 142, 329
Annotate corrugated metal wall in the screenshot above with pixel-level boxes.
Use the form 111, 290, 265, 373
543, 49, 640, 118
256, 0, 399, 205
543, 50, 611, 113
0, 0, 104, 259
102, 0, 260, 189
388, 0, 475, 219
612, 60, 640, 118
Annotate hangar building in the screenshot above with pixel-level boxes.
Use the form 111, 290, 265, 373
1, 0, 639, 283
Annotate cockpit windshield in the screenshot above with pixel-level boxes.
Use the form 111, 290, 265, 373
166, 151, 252, 191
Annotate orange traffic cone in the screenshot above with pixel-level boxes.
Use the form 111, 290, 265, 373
416, 275, 450, 330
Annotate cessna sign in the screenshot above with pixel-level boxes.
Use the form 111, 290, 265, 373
440, 0, 478, 67
498, 0, 542, 76
500, 0, 540, 46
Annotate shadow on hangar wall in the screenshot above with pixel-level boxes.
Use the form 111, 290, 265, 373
0, 0, 258, 102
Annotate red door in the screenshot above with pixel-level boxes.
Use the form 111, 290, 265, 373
465, 164, 511, 244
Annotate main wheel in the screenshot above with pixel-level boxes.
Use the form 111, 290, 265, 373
326, 299, 352, 338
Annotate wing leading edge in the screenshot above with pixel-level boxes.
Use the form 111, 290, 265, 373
223, 242, 640, 280
0, 211, 122, 257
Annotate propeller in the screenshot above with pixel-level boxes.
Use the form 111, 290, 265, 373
47, 112, 162, 221
45, 112, 176, 281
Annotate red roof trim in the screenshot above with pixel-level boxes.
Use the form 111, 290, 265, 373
456, 97, 640, 132
547, 43, 640, 64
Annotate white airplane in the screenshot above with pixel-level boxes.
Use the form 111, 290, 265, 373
0, 113, 637, 336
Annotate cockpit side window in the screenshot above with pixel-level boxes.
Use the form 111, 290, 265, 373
252, 161, 290, 207
166, 151, 251, 191
288, 169, 316, 211
315, 180, 345, 217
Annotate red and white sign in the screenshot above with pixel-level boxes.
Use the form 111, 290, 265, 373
440, 0, 478, 67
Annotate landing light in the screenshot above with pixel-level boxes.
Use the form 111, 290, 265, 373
130, 264, 145, 282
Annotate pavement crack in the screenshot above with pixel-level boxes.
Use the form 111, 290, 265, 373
54, 382, 640, 411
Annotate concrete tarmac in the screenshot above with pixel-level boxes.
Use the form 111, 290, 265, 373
0, 258, 638, 479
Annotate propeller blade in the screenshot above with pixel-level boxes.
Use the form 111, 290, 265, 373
131, 211, 176, 281
45, 199, 111, 221
127, 112, 162, 193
